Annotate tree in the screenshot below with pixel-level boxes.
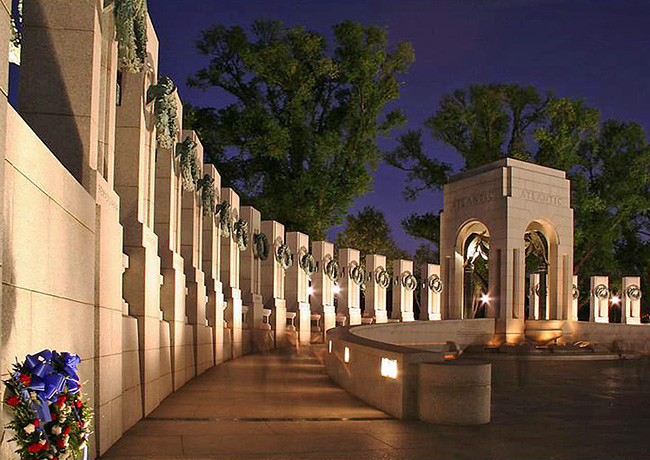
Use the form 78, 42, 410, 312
185, 20, 414, 240
335, 206, 408, 263
387, 83, 650, 314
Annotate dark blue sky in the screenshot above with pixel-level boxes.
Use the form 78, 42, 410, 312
148, 0, 650, 254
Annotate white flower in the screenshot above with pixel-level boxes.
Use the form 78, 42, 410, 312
30, 391, 38, 401
51, 425, 62, 435
23, 423, 35, 434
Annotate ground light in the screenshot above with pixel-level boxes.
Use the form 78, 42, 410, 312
344, 347, 350, 363
380, 358, 398, 379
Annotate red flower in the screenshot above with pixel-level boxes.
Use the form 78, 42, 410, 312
56, 395, 66, 409
18, 373, 32, 385
75, 399, 83, 409
63, 426, 71, 436
27, 443, 45, 453
50, 411, 57, 420
33, 418, 40, 427
5, 395, 20, 407
56, 438, 66, 448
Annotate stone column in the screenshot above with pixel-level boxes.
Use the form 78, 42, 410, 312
392, 259, 415, 322
365, 255, 389, 323
155, 92, 191, 390
261, 221, 287, 348
589, 276, 609, 323
570, 275, 579, 321
622, 276, 642, 325
0, 0, 11, 457
179, 131, 212, 375
241, 206, 273, 352
202, 166, 225, 363
286, 232, 311, 346
220, 188, 243, 358
339, 249, 362, 325
20, 1, 126, 453
114, 14, 168, 426
312, 241, 336, 336
528, 273, 540, 320
420, 264, 442, 320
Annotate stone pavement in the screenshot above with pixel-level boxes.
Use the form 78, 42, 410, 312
102, 348, 650, 459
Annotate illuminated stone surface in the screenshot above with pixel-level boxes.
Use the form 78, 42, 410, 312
103, 347, 650, 459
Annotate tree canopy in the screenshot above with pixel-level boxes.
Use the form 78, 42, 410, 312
185, 20, 414, 240
386, 83, 650, 315
335, 206, 408, 264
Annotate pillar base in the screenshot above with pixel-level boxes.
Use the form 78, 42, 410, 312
349, 307, 362, 326
374, 311, 388, 324
297, 302, 311, 346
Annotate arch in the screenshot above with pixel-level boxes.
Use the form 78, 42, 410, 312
524, 218, 562, 321
455, 220, 492, 319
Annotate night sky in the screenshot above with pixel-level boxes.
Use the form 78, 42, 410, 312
147, 0, 650, 254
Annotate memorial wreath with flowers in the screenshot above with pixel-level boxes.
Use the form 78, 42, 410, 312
3, 350, 92, 460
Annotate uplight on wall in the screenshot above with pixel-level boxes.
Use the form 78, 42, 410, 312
381, 357, 398, 379
344, 346, 350, 363
328, 340, 332, 353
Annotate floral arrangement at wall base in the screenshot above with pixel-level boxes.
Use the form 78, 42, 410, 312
3, 350, 92, 460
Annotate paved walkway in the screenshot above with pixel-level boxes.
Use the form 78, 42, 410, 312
103, 348, 650, 459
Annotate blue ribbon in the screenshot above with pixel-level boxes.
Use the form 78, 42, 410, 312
16, 349, 82, 423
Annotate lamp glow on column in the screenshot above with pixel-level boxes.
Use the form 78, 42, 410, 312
344, 346, 350, 363
381, 357, 398, 379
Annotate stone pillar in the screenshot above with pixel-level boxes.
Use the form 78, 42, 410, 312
114, 13, 168, 426
570, 275, 579, 322
241, 206, 273, 352
220, 188, 243, 358
155, 92, 191, 390
420, 264, 442, 320
261, 221, 287, 348
202, 166, 225, 363
312, 241, 336, 336
528, 273, 540, 320
392, 259, 416, 322
622, 276, 642, 325
0, 0, 11, 457
339, 249, 362, 325
19, 1, 126, 453
286, 232, 311, 346
179, 131, 212, 375
589, 276, 609, 323
365, 255, 389, 323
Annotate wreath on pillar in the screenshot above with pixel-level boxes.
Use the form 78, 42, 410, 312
233, 219, 250, 251
146, 76, 179, 149
593, 284, 609, 300
299, 252, 317, 278
324, 259, 340, 284
176, 137, 201, 191
428, 274, 444, 294
114, 0, 148, 73
401, 271, 418, 292
275, 243, 294, 270
625, 284, 642, 301
374, 267, 391, 290
572, 284, 580, 300
197, 175, 216, 216
253, 233, 269, 260
2, 350, 92, 460
215, 201, 233, 238
349, 263, 366, 291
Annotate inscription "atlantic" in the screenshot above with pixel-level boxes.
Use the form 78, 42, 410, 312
519, 189, 564, 207
450, 189, 500, 211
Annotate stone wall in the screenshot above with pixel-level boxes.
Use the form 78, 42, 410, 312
1, 106, 97, 458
